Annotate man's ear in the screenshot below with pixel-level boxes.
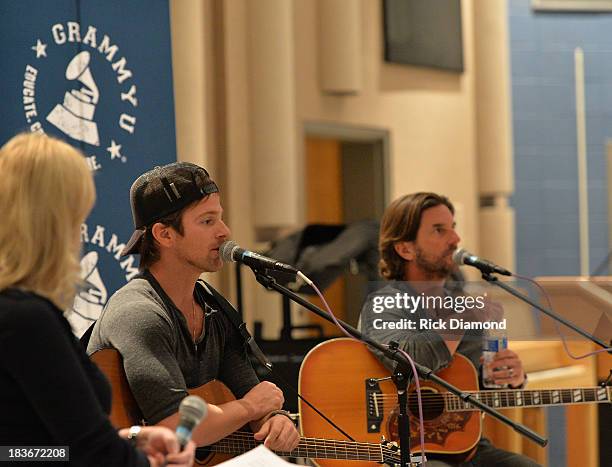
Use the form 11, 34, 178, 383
394, 241, 415, 261
151, 222, 174, 248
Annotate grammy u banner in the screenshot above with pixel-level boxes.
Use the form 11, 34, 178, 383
0, 1, 177, 335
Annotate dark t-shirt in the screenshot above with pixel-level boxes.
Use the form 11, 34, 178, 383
87, 271, 260, 424
0, 289, 148, 467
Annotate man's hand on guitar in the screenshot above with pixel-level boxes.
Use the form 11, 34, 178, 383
253, 414, 300, 452
242, 381, 284, 419
481, 348, 526, 388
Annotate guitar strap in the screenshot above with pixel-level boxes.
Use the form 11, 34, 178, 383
163, 276, 356, 442
196, 279, 272, 370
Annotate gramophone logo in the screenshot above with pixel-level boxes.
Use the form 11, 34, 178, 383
22, 22, 139, 172
69, 222, 140, 336
46, 51, 101, 146
69, 251, 108, 336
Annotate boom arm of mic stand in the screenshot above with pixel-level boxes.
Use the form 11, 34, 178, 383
251, 269, 548, 452
482, 273, 612, 353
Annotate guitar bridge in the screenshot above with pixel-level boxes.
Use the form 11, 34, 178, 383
366, 378, 383, 433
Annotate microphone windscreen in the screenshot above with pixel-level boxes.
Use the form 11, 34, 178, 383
219, 240, 238, 263
452, 248, 469, 266
178, 395, 208, 428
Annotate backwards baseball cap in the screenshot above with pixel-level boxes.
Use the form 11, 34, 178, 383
120, 162, 219, 257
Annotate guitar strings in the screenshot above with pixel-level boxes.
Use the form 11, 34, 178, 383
372, 387, 604, 401
207, 432, 397, 460
210, 431, 389, 451
212, 431, 384, 448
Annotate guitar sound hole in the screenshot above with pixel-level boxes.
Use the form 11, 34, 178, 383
408, 388, 445, 420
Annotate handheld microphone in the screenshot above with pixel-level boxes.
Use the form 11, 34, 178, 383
220, 240, 298, 274
176, 395, 208, 449
452, 248, 512, 276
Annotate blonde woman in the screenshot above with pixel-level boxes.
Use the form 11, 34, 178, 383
0, 133, 195, 467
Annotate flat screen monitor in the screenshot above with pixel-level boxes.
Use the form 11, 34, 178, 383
383, 0, 464, 72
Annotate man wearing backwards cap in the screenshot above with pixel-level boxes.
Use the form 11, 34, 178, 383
87, 162, 299, 451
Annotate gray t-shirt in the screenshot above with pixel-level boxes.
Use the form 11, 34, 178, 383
358, 281, 483, 375
87, 271, 259, 424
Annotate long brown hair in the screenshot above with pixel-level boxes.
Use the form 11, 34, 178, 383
379, 192, 454, 280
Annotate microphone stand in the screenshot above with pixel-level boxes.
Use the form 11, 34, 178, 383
250, 268, 548, 466
481, 273, 612, 354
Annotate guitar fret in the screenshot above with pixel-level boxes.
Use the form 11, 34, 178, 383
561, 390, 570, 404
522, 390, 529, 406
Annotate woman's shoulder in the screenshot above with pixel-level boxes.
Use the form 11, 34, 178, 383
0, 289, 63, 326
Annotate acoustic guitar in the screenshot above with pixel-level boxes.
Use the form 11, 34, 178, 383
298, 338, 612, 466
90, 348, 406, 466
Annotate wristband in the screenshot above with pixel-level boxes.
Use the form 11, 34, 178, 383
264, 410, 294, 423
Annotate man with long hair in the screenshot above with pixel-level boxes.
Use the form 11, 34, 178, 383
359, 192, 537, 467
87, 163, 299, 452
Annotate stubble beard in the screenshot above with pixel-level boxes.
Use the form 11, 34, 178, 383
414, 245, 456, 280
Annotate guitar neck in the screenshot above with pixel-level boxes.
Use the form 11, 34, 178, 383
447, 386, 612, 411
210, 431, 389, 462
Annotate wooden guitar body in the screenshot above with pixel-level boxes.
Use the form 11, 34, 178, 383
298, 338, 611, 465
91, 349, 233, 465
91, 348, 405, 466
298, 338, 481, 466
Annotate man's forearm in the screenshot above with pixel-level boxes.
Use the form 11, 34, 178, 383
158, 399, 255, 446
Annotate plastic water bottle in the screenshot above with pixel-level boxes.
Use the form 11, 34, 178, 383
482, 328, 508, 389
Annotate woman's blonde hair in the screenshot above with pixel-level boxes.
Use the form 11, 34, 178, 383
0, 133, 95, 309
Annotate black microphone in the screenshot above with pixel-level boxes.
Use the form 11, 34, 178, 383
452, 248, 512, 276
176, 395, 207, 449
220, 240, 298, 274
